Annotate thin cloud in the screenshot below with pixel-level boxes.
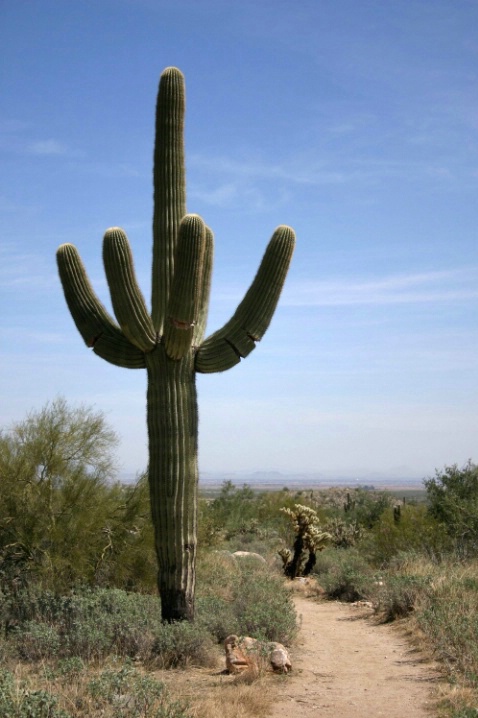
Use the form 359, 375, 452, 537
283, 268, 478, 307
28, 139, 68, 156
210, 268, 478, 309
190, 152, 465, 194
189, 182, 238, 206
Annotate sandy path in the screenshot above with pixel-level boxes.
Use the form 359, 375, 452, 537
269, 596, 439, 718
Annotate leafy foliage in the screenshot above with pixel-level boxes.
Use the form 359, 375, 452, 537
196, 551, 297, 644
424, 461, 478, 557
313, 547, 372, 601
362, 504, 448, 566
0, 399, 156, 594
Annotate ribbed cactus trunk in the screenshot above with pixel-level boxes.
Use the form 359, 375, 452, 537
56, 66, 295, 622
146, 348, 198, 621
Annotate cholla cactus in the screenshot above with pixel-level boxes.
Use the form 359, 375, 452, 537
56, 68, 295, 621
324, 516, 364, 548
280, 504, 330, 579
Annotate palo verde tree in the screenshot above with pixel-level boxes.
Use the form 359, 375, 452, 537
424, 461, 478, 557
0, 398, 118, 590
56, 68, 295, 622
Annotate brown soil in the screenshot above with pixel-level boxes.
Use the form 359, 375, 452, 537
270, 595, 440, 718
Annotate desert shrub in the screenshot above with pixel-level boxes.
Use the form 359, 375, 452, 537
44, 657, 85, 681
0, 667, 71, 718
342, 488, 393, 529
196, 595, 239, 642
149, 622, 215, 669
313, 547, 373, 601
0, 662, 190, 718
415, 562, 478, 686
324, 516, 364, 548
425, 461, 478, 558
203, 482, 258, 542
361, 504, 448, 566
196, 550, 241, 602
311, 487, 392, 529
0, 399, 118, 593
4, 587, 161, 661
14, 620, 61, 661
87, 661, 191, 717
196, 551, 296, 644
199, 484, 299, 557
233, 565, 297, 643
3, 551, 296, 666
372, 573, 430, 622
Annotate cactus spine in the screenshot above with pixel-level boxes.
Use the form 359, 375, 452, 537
56, 68, 295, 622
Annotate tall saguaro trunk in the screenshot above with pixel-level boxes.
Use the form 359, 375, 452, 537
146, 347, 198, 621
56, 67, 295, 622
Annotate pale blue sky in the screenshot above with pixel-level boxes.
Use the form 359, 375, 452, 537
1, 0, 477, 481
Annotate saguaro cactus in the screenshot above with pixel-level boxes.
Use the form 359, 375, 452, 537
56, 67, 295, 622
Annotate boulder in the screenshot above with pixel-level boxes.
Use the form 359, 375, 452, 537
224, 634, 254, 674
224, 634, 292, 674
269, 641, 292, 673
232, 551, 267, 564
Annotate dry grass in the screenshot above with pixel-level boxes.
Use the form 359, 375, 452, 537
186, 677, 272, 718
156, 663, 274, 718
283, 575, 325, 599
374, 556, 478, 717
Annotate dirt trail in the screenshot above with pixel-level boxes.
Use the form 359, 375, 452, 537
270, 595, 439, 718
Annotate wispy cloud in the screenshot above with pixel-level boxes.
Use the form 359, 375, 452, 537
28, 139, 68, 156
0, 243, 58, 292
0, 116, 83, 160
283, 268, 478, 307
190, 152, 467, 203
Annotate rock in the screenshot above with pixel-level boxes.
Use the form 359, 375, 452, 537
224, 634, 292, 674
232, 551, 267, 564
269, 642, 292, 673
224, 634, 254, 674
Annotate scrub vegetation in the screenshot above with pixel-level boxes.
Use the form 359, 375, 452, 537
1, 398, 477, 716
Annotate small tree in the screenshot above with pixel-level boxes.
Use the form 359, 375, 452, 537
279, 504, 330, 579
424, 460, 478, 558
0, 398, 120, 590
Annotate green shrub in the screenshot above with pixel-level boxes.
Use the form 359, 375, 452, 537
196, 595, 239, 642
3, 550, 297, 667
0, 668, 71, 718
233, 566, 297, 642
324, 517, 364, 549
425, 461, 478, 558
372, 574, 430, 622
149, 622, 215, 668
3, 587, 161, 661
0, 662, 190, 718
415, 563, 478, 686
313, 547, 373, 601
14, 620, 61, 661
361, 504, 448, 566
87, 660, 191, 716
196, 550, 297, 644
